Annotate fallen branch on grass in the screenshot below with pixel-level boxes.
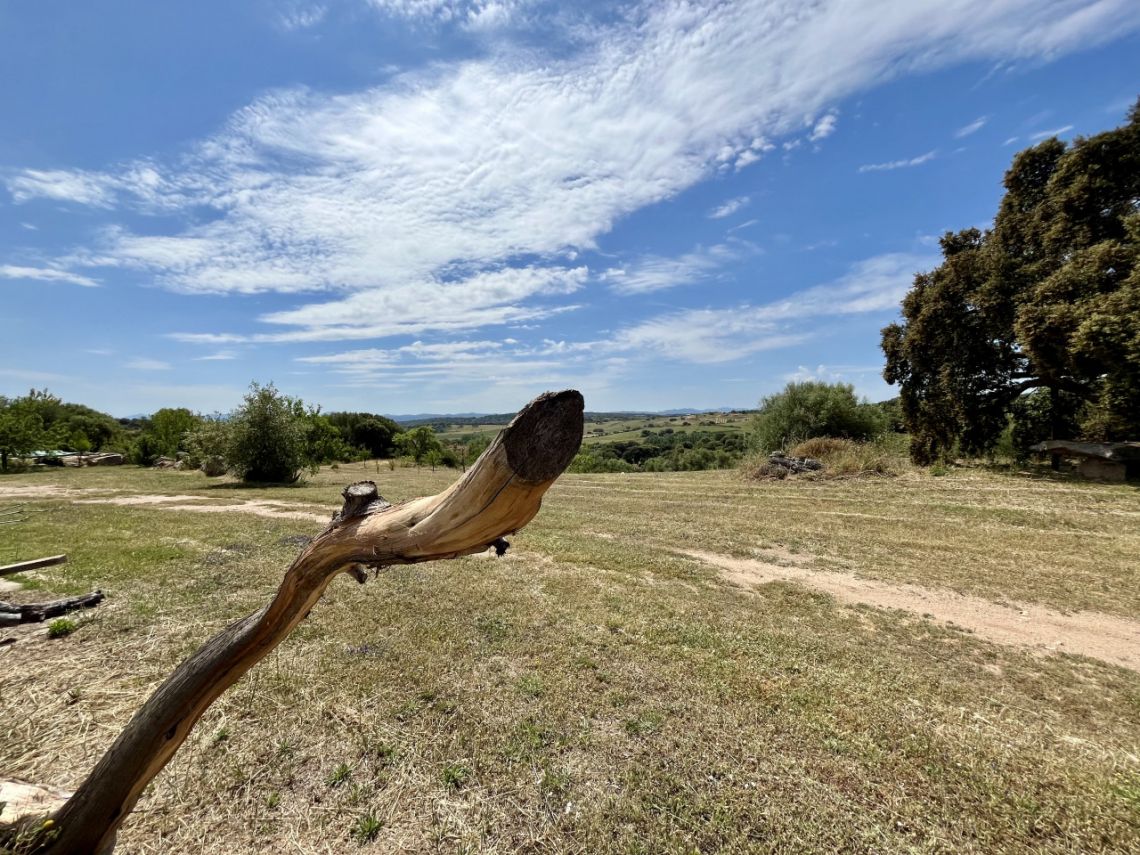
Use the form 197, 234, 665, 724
0, 555, 67, 578
0, 592, 104, 627
1, 389, 583, 855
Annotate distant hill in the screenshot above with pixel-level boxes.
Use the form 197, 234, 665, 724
392, 408, 752, 427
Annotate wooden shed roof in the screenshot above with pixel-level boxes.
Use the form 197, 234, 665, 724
1029, 440, 1140, 461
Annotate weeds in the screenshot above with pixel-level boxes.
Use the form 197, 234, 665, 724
352, 812, 383, 844
327, 763, 352, 787
46, 618, 77, 638
441, 764, 470, 790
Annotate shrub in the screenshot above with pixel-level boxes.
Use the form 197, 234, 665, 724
568, 452, 637, 473
184, 418, 230, 475
752, 382, 886, 451
128, 433, 164, 467
225, 382, 312, 484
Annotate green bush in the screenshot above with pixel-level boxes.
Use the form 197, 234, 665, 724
184, 418, 231, 474
128, 433, 165, 467
752, 382, 886, 451
225, 383, 313, 483
568, 452, 638, 473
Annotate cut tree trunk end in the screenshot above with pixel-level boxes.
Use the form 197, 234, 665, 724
6, 390, 583, 855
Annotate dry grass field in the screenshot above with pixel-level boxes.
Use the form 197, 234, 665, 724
1, 462, 1138, 853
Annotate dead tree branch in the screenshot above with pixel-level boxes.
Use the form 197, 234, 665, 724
26, 389, 583, 855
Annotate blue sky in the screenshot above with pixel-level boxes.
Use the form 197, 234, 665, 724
2, 1, 1138, 417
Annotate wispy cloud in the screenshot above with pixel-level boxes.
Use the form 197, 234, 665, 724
6, 169, 117, 207
954, 115, 988, 137
809, 111, 838, 141
0, 265, 99, 287
364, 0, 535, 30
858, 150, 937, 172
7, 0, 1137, 350
125, 358, 172, 371
295, 336, 623, 404
172, 266, 586, 343
785, 364, 876, 382
708, 196, 750, 219
279, 3, 327, 31
1003, 136, 1020, 145
602, 242, 752, 296
1030, 124, 1074, 139
608, 251, 936, 364
194, 351, 238, 361
0, 368, 69, 384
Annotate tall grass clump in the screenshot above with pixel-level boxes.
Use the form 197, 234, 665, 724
790, 437, 906, 476
741, 434, 909, 480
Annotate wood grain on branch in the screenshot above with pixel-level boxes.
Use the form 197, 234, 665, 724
30, 389, 583, 855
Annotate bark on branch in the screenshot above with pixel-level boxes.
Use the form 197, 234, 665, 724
0, 591, 104, 627
23, 389, 583, 855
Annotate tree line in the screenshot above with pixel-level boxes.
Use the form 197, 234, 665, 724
0, 383, 490, 481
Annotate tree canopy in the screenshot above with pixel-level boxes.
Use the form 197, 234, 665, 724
882, 101, 1140, 463
751, 381, 886, 452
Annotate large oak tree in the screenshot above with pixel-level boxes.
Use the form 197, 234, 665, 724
882, 100, 1140, 463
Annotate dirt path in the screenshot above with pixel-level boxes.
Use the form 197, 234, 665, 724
682, 549, 1140, 672
70, 495, 330, 523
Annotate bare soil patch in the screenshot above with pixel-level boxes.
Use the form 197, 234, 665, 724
71, 494, 206, 506
0, 486, 112, 500
683, 548, 1140, 672
71, 495, 330, 523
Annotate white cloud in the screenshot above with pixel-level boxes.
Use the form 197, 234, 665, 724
609, 252, 936, 364
279, 4, 328, 31
125, 358, 172, 371
0, 265, 99, 287
0, 368, 69, 384
5, 169, 117, 207
172, 266, 586, 343
954, 115, 987, 137
809, 111, 838, 141
365, 0, 533, 29
785, 363, 882, 383
8, 0, 1138, 345
1003, 136, 1020, 145
708, 196, 750, 219
295, 336, 623, 404
858, 150, 937, 172
194, 351, 238, 361
1030, 124, 1074, 139
602, 242, 750, 295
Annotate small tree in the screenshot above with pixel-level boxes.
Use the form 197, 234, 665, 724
225, 383, 312, 483
0, 397, 46, 471
397, 426, 443, 465
752, 381, 886, 452
148, 408, 202, 457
